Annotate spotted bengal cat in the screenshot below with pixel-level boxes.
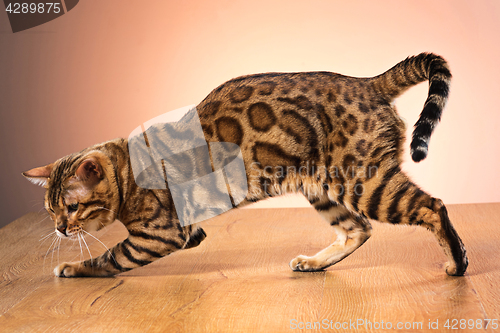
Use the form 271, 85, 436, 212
23, 53, 468, 277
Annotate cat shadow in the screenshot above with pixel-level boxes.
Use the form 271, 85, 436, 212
119, 245, 320, 277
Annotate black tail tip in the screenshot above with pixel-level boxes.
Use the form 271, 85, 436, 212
411, 145, 428, 162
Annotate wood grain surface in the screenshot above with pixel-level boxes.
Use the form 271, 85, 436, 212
0, 204, 498, 332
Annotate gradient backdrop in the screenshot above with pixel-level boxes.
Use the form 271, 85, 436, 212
1, 0, 500, 228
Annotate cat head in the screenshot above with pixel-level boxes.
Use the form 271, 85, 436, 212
23, 151, 119, 238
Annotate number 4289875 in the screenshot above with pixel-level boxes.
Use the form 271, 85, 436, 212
5, 3, 62, 14
444, 319, 498, 330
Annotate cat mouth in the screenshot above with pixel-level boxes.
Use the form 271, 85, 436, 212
55, 229, 82, 240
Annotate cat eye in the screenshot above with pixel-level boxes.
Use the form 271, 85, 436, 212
67, 203, 79, 212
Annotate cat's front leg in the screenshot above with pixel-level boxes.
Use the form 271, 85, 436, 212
54, 225, 203, 277
54, 244, 126, 277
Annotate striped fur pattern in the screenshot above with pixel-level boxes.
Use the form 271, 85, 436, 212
23, 53, 467, 277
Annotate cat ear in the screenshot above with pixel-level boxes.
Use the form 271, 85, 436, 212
75, 157, 103, 185
22, 164, 53, 188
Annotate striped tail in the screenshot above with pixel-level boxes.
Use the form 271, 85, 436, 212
370, 53, 452, 162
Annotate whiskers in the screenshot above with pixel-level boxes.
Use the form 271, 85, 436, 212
29, 198, 45, 210
39, 228, 116, 273
40, 231, 61, 272
39, 230, 56, 243
82, 230, 117, 265
95, 206, 117, 215
75, 232, 93, 265
35, 213, 52, 226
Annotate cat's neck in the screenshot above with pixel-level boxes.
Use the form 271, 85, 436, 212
95, 138, 132, 221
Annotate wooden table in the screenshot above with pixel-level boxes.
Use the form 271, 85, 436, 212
1, 203, 499, 332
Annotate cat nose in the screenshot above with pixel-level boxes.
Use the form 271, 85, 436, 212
56, 224, 67, 235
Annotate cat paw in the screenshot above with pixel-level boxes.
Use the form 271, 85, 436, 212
54, 262, 80, 277
445, 257, 468, 276
444, 261, 457, 276
289, 255, 323, 272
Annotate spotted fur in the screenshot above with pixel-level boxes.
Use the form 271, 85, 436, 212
23, 53, 467, 277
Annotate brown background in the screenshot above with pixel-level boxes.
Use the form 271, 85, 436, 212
1, 0, 499, 228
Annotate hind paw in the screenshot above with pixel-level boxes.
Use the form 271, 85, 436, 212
289, 255, 324, 272
445, 256, 468, 276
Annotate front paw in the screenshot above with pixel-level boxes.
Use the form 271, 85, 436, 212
289, 255, 323, 272
54, 262, 81, 277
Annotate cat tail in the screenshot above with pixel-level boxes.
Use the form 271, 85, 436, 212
370, 53, 452, 162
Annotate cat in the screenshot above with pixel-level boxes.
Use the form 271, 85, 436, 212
23, 53, 468, 277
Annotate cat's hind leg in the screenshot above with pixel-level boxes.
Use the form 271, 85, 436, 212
290, 200, 372, 272
356, 165, 468, 276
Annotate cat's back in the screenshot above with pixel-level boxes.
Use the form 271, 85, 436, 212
196, 71, 399, 167
197, 71, 352, 123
